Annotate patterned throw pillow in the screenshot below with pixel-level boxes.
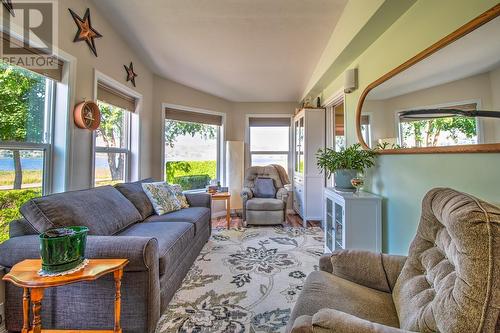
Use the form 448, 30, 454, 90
170, 184, 190, 209
141, 182, 182, 215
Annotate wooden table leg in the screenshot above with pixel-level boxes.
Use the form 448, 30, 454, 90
22, 288, 30, 333
114, 268, 124, 333
226, 197, 231, 229
30, 288, 44, 333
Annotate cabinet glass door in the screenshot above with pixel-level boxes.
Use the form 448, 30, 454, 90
298, 117, 304, 174
333, 203, 344, 250
294, 119, 300, 173
325, 198, 333, 251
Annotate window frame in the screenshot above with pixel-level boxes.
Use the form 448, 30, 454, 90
0, 71, 56, 195
92, 70, 142, 187
161, 103, 226, 188
93, 108, 132, 186
245, 114, 292, 174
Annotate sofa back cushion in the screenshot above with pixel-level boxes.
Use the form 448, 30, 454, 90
115, 178, 155, 219
20, 186, 142, 235
393, 188, 500, 333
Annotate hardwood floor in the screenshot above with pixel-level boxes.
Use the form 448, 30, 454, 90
211, 213, 321, 229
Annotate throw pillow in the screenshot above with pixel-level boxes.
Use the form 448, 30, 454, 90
170, 184, 190, 209
142, 182, 182, 215
253, 177, 276, 198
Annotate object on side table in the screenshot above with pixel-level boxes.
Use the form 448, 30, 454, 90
39, 226, 89, 274
3, 259, 128, 333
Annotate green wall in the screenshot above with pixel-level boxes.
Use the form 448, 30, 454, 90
321, 0, 500, 254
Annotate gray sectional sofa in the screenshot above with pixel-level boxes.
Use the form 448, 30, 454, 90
0, 179, 212, 333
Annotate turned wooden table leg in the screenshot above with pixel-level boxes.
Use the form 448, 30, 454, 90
30, 288, 44, 333
226, 197, 231, 229
114, 268, 124, 333
21, 288, 30, 333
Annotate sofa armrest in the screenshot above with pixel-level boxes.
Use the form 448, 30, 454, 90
312, 308, 414, 333
0, 235, 159, 272
329, 250, 407, 293
276, 187, 289, 202
185, 192, 211, 208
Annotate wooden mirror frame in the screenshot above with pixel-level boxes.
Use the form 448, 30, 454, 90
356, 4, 500, 154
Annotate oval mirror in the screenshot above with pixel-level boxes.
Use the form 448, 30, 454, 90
356, 5, 500, 154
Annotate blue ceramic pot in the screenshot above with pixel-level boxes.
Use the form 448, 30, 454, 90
334, 169, 358, 191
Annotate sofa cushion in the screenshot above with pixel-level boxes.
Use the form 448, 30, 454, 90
288, 271, 399, 332
20, 186, 142, 235
246, 198, 284, 211
115, 178, 155, 219
393, 188, 500, 333
117, 221, 195, 277
142, 182, 182, 215
253, 177, 276, 198
144, 207, 210, 234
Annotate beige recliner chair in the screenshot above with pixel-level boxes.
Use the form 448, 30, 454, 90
241, 165, 289, 225
288, 187, 500, 333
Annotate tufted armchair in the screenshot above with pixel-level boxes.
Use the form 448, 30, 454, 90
241, 165, 289, 225
288, 188, 500, 333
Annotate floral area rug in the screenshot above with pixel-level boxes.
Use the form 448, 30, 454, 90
156, 226, 324, 333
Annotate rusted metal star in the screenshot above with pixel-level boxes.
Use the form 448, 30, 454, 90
2, 0, 14, 16
124, 62, 138, 87
68, 8, 102, 57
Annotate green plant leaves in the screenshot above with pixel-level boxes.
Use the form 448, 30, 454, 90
316, 143, 376, 178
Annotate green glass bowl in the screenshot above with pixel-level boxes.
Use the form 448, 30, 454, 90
39, 226, 89, 273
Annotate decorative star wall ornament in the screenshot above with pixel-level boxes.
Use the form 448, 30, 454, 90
2, 0, 14, 16
68, 8, 102, 57
124, 62, 138, 87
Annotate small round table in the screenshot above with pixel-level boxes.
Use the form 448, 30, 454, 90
211, 192, 231, 229
2, 258, 128, 333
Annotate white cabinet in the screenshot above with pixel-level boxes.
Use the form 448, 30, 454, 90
292, 108, 325, 225
324, 188, 382, 253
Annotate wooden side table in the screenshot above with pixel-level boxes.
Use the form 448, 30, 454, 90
211, 192, 231, 229
2, 259, 128, 333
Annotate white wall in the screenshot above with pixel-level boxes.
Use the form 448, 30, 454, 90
57, 0, 155, 190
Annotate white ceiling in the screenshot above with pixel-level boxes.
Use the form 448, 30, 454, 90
92, 0, 347, 102
368, 15, 500, 100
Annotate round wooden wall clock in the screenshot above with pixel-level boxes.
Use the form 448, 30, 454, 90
74, 101, 101, 130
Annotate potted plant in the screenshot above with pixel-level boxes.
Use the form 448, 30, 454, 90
316, 143, 376, 191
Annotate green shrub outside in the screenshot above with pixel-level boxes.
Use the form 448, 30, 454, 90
0, 188, 41, 243
174, 174, 211, 191
166, 160, 216, 184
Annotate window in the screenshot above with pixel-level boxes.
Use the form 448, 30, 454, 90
360, 115, 372, 148
94, 83, 136, 186
164, 108, 222, 191
249, 117, 290, 170
398, 103, 478, 148
0, 61, 56, 242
